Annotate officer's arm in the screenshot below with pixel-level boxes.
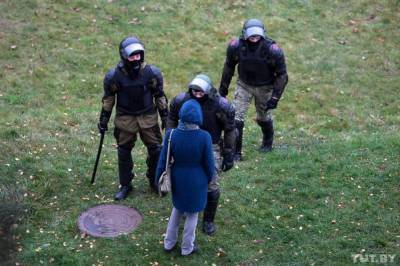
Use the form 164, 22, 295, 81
219, 39, 239, 97
166, 96, 180, 129
99, 70, 117, 127
217, 97, 236, 154
149, 66, 168, 120
270, 44, 289, 100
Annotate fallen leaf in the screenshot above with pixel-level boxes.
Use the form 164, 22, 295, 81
216, 248, 227, 257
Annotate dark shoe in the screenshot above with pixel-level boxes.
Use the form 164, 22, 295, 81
182, 243, 198, 256
202, 221, 216, 236
259, 144, 272, 153
164, 244, 177, 253
114, 185, 132, 201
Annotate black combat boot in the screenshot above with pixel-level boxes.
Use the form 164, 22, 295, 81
146, 145, 161, 193
202, 190, 220, 235
234, 120, 244, 161
257, 120, 274, 152
114, 184, 133, 201
115, 146, 133, 200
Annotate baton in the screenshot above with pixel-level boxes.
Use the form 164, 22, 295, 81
90, 132, 105, 184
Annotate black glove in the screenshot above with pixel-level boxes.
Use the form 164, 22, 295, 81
221, 152, 234, 172
219, 86, 228, 97
265, 97, 279, 110
97, 122, 108, 134
98, 108, 111, 134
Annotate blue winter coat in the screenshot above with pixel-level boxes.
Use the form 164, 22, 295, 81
156, 99, 215, 213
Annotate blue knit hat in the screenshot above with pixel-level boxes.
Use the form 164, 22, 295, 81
179, 99, 203, 126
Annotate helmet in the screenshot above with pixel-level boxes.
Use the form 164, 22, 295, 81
119, 36, 145, 62
188, 74, 213, 94
242, 19, 266, 39
119, 36, 145, 75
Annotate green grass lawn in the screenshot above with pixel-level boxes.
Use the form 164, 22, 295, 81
1, 0, 399, 265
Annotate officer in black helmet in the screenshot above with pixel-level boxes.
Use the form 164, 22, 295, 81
98, 36, 169, 200
219, 19, 288, 160
167, 74, 236, 235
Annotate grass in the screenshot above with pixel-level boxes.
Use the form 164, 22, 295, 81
0, 0, 399, 265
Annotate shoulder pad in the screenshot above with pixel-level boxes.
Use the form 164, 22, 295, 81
174, 92, 189, 104
269, 43, 284, 57
104, 68, 116, 81
148, 64, 162, 76
228, 38, 239, 48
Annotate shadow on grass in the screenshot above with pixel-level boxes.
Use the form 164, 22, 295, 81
0, 183, 25, 265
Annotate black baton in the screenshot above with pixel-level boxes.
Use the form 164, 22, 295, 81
91, 132, 105, 184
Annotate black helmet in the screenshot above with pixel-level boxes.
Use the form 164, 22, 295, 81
119, 36, 145, 74
119, 36, 145, 61
242, 19, 266, 39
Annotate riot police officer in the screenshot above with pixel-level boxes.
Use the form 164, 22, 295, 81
98, 36, 168, 200
167, 74, 236, 235
219, 19, 288, 160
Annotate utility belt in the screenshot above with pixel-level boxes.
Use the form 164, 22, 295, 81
238, 79, 274, 91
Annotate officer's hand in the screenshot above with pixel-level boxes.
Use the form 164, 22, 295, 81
219, 86, 228, 97
97, 122, 108, 134
265, 97, 279, 110
221, 152, 234, 172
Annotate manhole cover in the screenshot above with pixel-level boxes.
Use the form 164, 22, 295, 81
77, 204, 142, 237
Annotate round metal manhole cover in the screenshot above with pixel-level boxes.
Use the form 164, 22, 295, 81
77, 204, 142, 237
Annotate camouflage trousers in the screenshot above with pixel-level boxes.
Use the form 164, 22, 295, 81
208, 144, 222, 192
233, 79, 274, 123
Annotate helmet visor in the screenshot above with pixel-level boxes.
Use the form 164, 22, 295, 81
244, 26, 264, 39
121, 43, 144, 59
189, 77, 211, 94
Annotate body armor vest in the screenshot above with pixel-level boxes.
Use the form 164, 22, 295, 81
238, 38, 276, 86
114, 65, 154, 115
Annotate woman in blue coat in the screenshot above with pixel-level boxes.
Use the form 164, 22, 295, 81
156, 99, 215, 256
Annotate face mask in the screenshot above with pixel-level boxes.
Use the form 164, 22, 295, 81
125, 60, 141, 76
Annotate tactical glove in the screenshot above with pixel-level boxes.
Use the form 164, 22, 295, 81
97, 122, 108, 134
98, 108, 111, 134
221, 152, 234, 172
265, 97, 279, 110
219, 86, 228, 98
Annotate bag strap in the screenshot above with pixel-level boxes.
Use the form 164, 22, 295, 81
165, 129, 174, 170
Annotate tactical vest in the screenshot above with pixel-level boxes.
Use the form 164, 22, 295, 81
114, 65, 155, 116
238, 38, 276, 86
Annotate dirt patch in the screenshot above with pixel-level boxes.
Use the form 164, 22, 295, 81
0, 185, 25, 265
